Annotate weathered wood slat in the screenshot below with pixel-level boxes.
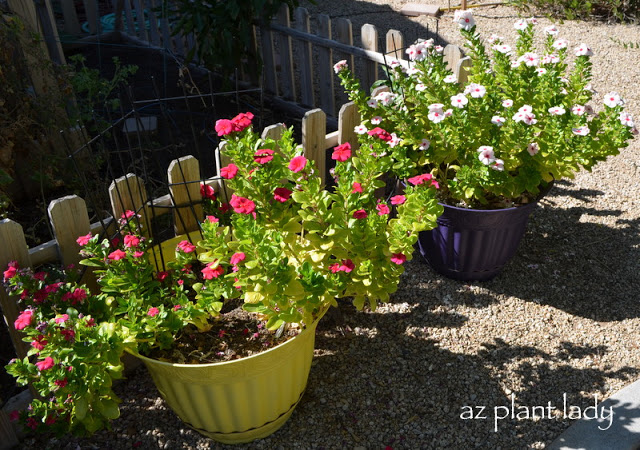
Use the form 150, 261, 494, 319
443, 44, 464, 75
276, 4, 296, 101
334, 18, 355, 72
294, 7, 314, 107
262, 123, 286, 147
338, 102, 360, 150
260, 25, 278, 95
133, 0, 149, 41
146, 0, 161, 46
457, 56, 472, 84
168, 156, 202, 235
123, 0, 136, 36
109, 174, 149, 237
361, 24, 379, 94
82, 0, 99, 34
386, 29, 405, 61
0, 219, 32, 359
48, 196, 91, 268
302, 109, 327, 186
60, 0, 82, 35
316, 15, 335, 117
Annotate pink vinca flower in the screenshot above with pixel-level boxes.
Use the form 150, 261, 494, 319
124, 234, 140, 248
254, 149, 274, 164
333, 60, 348, 74
575, 44, 593, 57
202, 263, 225, 280
108, 249, 127, 261
377, 203, 390, 216
527, 143, 539, 156
215, 119, 234, 137
230, 112, 254, 132
572, 126, 590, 136
3, 263, 18, 282
353, 210, 368, 220
352, 182, 363, 194
230, 252, 246, 266
200, 183, 216, 200
604, 92, 624, 108
147, 307, 159, 317
288, 156, 307, 173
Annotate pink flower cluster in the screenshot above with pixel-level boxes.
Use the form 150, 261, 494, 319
214, 112, 254, 137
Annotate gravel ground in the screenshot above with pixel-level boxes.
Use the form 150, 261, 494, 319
18, 1, 640, 449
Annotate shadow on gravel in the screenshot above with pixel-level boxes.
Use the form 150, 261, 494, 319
306, 301, 640, 449
409, 179, 640, 321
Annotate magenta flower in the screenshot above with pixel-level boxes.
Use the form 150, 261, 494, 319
220, 163, 239, 179
3, 265, 17, 281
230, 252, 246, 265
254, 149, 275, 164
273, 187, 293, 203
55, 314, 69, 325
352, 182, 363, 194
230, 112, 254, 132
200, 183, 216, 200
14, 310, 34, 330
206, 215, 219, 223
390, 195, 406, 205
147, 307, 160, 317
108, 250, 127, 261
332, 142, 352, 162
229, 194, 256, 214
353, 210, 368, 219
124, 234, 140, 248
35, 357, 55, 371
202, 263, 225, 280
288, 155, 307, 173
391, 253, 407, 264
177, 240, 196, 254
215, 119, 235, 136
76, 233, 93, 246
377, 203, 390, 215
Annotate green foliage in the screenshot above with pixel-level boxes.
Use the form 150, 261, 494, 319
336, 13, 636, 208
161, 0, 307, 77
609, 36, 640, 49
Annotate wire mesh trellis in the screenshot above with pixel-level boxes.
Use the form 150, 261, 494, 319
59, 76, 264, 274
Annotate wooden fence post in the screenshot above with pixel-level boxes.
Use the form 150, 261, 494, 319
443, 44, 464, 76
260, 23, 278, 95
262, 123, 286, 146
317, 15, 335, 117
361, 24, 379, 94
60, 0, 82, 35
0, 220, 31, 359
457, 57, 472, 84
168, 156, 202, 235
302, 109, 327, 186
109, 174, 149, 237
338, 102, 360, 150
48, 196, 91, 268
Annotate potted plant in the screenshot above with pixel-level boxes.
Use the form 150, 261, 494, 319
3, 113, 442, 442
335, 11, 637, 280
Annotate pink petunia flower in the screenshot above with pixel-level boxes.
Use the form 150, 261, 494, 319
288, 156, 307, 173
124, 234, 140, 248
352, 182, 363, 194
215, 119, 235, 137
177, 240, 196, 254
254, 149, 274, 164
390, 195, 406, 205
200, 183, 216, 200
230, 252, 246, 265
108, 249, 127, 261
391, 253, 407, 265
76, 233, 93, 246
147, 307, 160, 317
273, 187, 293, 203
332, 142, 352, 162
220, 163, 239, 179
377, 203, 390, 215
353, 210, 368, 219
202, 263, 225, 280
35, 357, 55, 371
229, 194, 256, 215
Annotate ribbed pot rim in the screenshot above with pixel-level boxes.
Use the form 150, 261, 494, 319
127, 307, 327, 369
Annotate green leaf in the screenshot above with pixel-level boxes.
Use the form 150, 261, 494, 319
75, 397, 88, 420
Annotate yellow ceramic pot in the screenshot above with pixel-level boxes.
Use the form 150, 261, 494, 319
132, 316, 321, 444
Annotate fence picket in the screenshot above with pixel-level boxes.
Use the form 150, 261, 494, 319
443, 44, 464, 75
48, 196, 91, 268
123, 0, 136, 35
262, 123, 286, 146
334, 18, 355, 72
133, 0, 149, 41
386, 29, 405, 61
260, 24, 278, 95
276, 5, 296, 101
82, 0, 99, 34
457, 56, 472, 84
109, 174, 149, 237
60, 0, 82, 35
168, 156, 203, 235
361, 24, 379, 94
317, 15, 335, 117
0, 219, 32, 359
338, 102, 360, 149
294, 7, 314, 107
302, 109, 327, 186
146, 0, 161, 46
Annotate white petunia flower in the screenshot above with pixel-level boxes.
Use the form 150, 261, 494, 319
518, 105, 533, 114
553, 39, 569, 50
428, 103, 445, 112
545, 25, 559, 36
491, 159, 505, 171
520, 52, 539, 67
536, 68, 547, 76
514, 19, 528, 30
407, 67, 421, 76
493, 44, 512, 54
333, 60, 348, 74
451, 94, 469, 108
466, 83, 486, 98
571, 105, 586, 116
419, 139, 431, 150
527, 142, 539, 156
604, 92, 624, 108
428, 110, 445, 123
548, 106, 566, 115
415, 83, 427, 92
572, 126, 590, 136
371, 116, 382, 125
502, 99, 514, 108
477, 146, 495, 165
367, 99, 379, 108
619, 112, 635, 127
444, 74, 457, 83
491, 116, 506, 126
455, 10, 475, 30
354, 124, 368, 135
575, 44, 593, 57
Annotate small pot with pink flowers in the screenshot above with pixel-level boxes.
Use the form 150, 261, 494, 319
336, 10, 636, 280
3, 113, 442, 442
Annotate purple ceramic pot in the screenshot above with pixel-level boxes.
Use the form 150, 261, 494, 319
417, 200, 541, 281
